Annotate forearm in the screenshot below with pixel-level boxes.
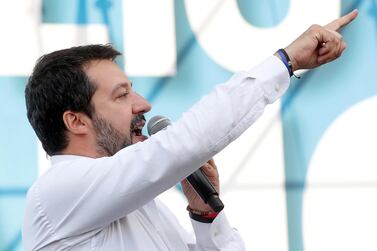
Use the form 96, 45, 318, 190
84, 55, 290, 222
37, 56, 290, 237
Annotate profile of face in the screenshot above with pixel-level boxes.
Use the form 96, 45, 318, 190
85, 60, 151, 156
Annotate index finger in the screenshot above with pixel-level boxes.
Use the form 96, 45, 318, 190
324, 9, 358, 31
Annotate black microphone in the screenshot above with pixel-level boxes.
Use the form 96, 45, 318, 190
147, 115, 224, 212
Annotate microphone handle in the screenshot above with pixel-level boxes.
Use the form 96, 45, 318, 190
186, 169, 224, 213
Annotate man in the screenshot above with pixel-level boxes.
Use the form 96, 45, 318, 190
23, 10, 358, 250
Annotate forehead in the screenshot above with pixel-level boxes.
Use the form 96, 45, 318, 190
84, 59, 131, 94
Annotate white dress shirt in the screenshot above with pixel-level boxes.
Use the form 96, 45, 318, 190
22, 56, 290, 250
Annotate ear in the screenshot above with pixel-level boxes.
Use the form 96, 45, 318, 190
62, 111, 91, 135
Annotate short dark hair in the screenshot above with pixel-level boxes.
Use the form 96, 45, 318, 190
25, 44, 121, 155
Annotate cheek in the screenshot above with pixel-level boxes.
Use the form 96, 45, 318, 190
94, 99, 134, 133
113, 109, 133, 132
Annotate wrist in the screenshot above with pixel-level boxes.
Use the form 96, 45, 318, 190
187, 202, 213, 213
187, 205, 214, 215
275, 48, 300, 79
187, 205, 219, 223
283, 47, 298, 72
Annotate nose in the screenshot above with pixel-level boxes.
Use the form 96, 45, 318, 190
132, 92, 151, 114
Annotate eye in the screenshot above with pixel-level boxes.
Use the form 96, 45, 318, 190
117, 92, 129, 99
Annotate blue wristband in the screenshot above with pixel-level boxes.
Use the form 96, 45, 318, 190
277, 49, 293, 76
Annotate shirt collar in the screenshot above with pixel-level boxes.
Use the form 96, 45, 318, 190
50, 154, 94, 165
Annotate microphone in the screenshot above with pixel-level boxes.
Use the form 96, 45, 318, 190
147, 115, 224, 212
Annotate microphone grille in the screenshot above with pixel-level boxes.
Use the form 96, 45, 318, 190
147, 115, 172, 136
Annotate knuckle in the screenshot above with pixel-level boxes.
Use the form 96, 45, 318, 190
310, 24, 321, 31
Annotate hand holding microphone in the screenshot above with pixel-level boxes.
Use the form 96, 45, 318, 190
147, 116, 224, 213
181, 159, 221, 213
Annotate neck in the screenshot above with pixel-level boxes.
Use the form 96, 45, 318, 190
61, 134, 105, 158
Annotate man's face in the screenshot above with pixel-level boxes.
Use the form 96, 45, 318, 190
85, 60, 151, 156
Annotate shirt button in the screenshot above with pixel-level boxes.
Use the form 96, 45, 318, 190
274, 84, 280, 92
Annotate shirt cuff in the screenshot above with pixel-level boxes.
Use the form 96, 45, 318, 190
190, 211, 235, 249
246, 55, 290, 104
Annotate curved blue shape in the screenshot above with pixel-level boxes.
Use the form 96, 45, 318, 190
237, 0, 290, 28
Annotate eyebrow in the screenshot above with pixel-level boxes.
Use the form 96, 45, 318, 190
111, 81, 133, 96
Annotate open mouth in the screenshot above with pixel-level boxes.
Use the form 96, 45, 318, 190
132, 128, 143, 136
131, 116, 147, 142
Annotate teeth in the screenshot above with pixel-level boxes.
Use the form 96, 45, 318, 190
132, 120, 145, 136
132, 125, 144, 136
